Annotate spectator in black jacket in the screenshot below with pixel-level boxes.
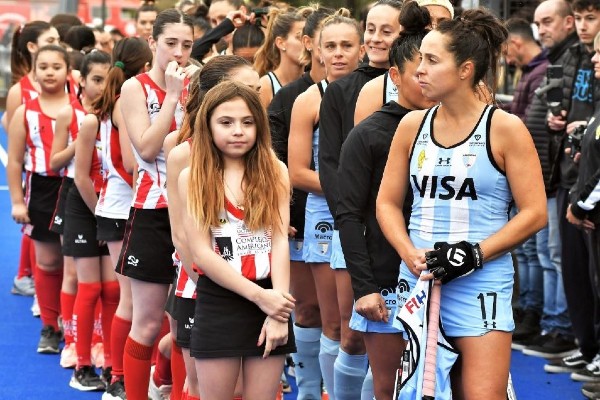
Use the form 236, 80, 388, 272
572, 32, 600, 400
513, 0, 579, 365
336, 3, 436, 398
504, 17, 548, 351
534, 0, 600, 374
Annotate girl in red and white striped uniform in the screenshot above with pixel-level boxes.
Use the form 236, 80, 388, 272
93, 37, 153, 400
4, 21, 62, 302
117, 9, 199, 400
165, 55, 260, 400
7, 45, 72, 354
180, 80, 296, 399
50, 50, 112, 370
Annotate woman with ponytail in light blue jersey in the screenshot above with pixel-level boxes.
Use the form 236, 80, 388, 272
377, 8, 547, 400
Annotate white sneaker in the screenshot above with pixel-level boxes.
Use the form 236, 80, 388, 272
148, 366, 172, 400
91, 342, 105, 368
31, 295, 40, 317
60, 343, 77, 368
11, 275, 35, 296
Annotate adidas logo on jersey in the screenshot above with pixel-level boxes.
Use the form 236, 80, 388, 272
412, 175, 478, 201
127, 256, 139, 267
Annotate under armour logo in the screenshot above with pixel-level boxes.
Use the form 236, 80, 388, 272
297, 362, 305, 369
447, 248, 466, 266
127, 255, 139, 266
438, 157, 451, 165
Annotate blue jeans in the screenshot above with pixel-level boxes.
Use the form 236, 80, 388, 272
512, 208, 543, 313
538, 196, 571, 334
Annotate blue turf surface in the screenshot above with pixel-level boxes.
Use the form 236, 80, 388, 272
0, 114, 588, 399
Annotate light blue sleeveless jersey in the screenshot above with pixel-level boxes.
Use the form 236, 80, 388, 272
303, 80, 335, 263
383, 71, 397, 104
267, 72, 283, 96
396, 105, 515, 337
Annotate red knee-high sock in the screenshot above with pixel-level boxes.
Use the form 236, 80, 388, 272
60, 291, 76, 345
35, 266, 62, 330
74, 282, 102, 367
124, 336, 153, 400
101, 280, 120, 368
171, 340, 185, 400
111, 315, 131, 380
152, 315, 170, 363
92, 299, 103, 346
153, 342, 172, 386
17, 235, 34, 278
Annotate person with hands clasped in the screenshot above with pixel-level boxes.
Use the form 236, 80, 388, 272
117, 9, 199, 400
376, 9, 547, 399
8, 45, 72, 354
179, 80, 296, 400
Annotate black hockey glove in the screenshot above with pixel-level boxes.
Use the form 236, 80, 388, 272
424, 241, 484, 284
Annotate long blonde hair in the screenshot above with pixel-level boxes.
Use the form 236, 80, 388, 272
187, 80, 286, 232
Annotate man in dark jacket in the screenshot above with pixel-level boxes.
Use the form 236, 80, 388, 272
520, 0, 581, 364
534, 0, 600, 378
505, 17, 550, 351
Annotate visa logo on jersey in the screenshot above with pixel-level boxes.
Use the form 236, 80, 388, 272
411, 175, 478, 200
404, 289, 427, 314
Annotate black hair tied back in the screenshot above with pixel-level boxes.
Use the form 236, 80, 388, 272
399, 0, 431, 37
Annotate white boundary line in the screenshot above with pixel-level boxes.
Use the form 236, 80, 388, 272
0, 143, 7, 168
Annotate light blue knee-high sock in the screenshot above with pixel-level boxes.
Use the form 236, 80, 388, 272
293, 325, 323, 400
319, 334, 340, 400
334, 348, 369, 400
361, 366, 374, 400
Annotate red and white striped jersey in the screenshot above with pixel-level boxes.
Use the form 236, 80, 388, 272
63, 99, 87, 179
19, 75, 39, 103
173, 251, 197, 299
131, 73, 188, 209
210, 198, 273, 281
23, 98, 61, 177
96, 116, 134, 220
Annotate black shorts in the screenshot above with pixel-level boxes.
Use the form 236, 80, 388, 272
62, 185, 109, 257
174, 296, 195, 349
27, 174, 61, 243
190, 276, 296, 359
96, 216, 127, 242
49, 177, 73, 234
117, 208, 175, 284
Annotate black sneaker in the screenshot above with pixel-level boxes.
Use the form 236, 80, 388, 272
581, 382, 600, 399
512, 332, 547, 351
522, 332, 577, 358
37, 325, 61, 354
102, 377, 126, 400
69, 365, 107, 391
572, 355, 600, 383
512, 309, 541, 341
101, 366, 112, 386
544, 350, 591, 373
